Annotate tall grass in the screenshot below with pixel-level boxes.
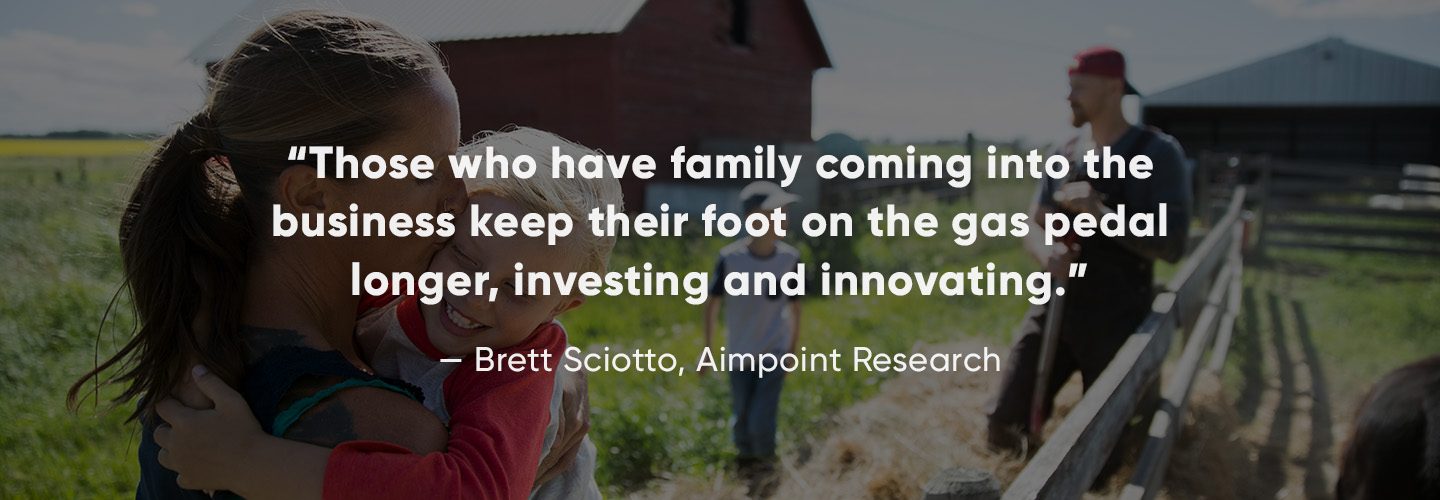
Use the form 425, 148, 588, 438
1, 155, 139, 499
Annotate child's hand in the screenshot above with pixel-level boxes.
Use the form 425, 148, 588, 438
154, 365, 265, 492
172, 356, 215, 410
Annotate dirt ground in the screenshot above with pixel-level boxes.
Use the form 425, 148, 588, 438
628, 324, 1350, 500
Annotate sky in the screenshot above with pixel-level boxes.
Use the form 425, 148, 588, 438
2, 0, 1438, 146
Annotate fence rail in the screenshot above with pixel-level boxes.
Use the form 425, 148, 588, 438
1253, 158, 1440, 256
1121, 221, 1242, 500
994, 187, 1247, 500
1192, 152, 1440, 256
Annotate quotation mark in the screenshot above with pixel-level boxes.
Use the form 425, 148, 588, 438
1052, 263, 1087, 297
288, 146, 308, 162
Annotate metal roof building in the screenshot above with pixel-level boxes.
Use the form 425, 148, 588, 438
1143, 37, 1440, 165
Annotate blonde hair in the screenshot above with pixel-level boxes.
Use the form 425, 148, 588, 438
460, 127, 625, 274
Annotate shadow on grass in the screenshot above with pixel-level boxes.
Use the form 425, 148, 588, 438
1293, 300, 1334, 500
1243, 288, 1335, 500
1257, 292, 1296, 498
1233, 286, 1264, 425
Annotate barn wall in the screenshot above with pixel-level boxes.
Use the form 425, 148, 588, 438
439, 36, 619, 151
437, 0, 830, 209
612, 0, 822, 160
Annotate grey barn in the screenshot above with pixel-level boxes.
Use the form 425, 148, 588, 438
1142, 37, 1440, 166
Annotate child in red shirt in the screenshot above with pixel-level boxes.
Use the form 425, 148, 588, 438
330, 128, 620, 500
156, 128, 620, 500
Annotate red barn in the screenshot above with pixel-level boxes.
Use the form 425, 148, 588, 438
190, 0, 832, 208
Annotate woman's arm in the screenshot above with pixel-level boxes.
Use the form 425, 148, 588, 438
157, 332, 584, 500
155, 365, 332, 500
156, 365, 449, 499
320, 325, 569, 499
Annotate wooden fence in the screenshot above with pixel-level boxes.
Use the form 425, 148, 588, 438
1193, 152, 1440, 256
1192, 152, 1266, 228
1256, 159, 1440, 256
927, 152, 1437, 498
961, 187, 1248, 500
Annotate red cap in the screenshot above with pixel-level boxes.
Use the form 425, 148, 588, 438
1069, 46, 1140, 95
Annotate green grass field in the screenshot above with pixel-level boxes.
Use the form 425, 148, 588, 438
3, 142, 1437, 498
1, 150, 141, 499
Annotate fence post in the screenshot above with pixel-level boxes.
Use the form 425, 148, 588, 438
922, 467, 1001, 500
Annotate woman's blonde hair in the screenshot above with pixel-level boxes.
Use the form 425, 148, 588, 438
461, 127, 625, 275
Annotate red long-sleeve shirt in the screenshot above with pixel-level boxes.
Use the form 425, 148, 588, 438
322, 296, 564, 500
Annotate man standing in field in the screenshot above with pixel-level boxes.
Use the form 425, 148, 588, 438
985, 47, 1193, 456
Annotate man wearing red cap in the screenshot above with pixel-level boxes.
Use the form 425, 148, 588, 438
985, 47, 1193, 459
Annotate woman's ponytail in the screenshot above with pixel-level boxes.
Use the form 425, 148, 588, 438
69, 112, 252, 419
69, 9, 443, 420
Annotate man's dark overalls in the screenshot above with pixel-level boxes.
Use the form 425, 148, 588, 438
985, 128, 1164, 473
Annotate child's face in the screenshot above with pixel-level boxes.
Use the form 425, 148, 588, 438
421, 194, 585, 357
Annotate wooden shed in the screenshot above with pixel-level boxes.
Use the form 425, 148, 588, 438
1142, 37, 1440, 166
189, 0, 832, 208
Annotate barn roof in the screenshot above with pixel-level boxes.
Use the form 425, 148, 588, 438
1145, 37, 1440, 108
187, 0, 649, 64
188, 0, 832, 68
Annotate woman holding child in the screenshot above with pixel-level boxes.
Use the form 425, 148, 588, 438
70, 10, 594, 500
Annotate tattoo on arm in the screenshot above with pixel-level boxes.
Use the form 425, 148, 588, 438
280, 399, 360, 447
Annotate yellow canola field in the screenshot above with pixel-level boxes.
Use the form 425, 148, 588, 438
0, 139, 150, 157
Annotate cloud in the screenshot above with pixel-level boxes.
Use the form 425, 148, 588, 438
120, 2, 159, 19
811, 58, 1074, 145
1250, 0, 1440, 19
1105, 25, 1134, 40
0, 30, 204, 134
